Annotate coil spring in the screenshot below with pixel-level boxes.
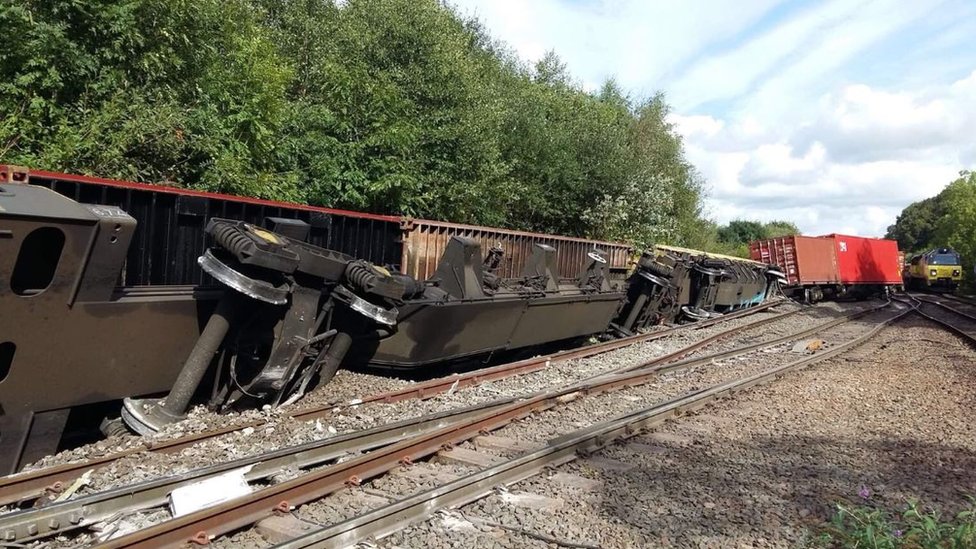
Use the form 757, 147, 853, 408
345, 261, 378, 290
211, 222, 253, 257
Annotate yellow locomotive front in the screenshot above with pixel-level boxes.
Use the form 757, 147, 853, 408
906, 247, 962, 291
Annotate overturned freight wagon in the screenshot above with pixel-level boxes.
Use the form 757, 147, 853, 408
0, 167, 780, 473
0, 166, 632, 284
614, 244, 782, 332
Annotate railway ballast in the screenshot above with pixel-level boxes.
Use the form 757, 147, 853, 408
0, 168, 781, 474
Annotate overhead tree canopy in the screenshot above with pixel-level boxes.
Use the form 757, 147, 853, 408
2, 0, 713, 251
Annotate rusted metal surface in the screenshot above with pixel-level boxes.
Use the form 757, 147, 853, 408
1, 166, 632, 283
399, 218, 631, 281
750, 235, 839, 286
0, 300, 784, 507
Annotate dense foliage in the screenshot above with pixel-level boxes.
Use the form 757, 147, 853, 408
704, 219, 800, 258
886, 171, 976, 285
0, 0, 707, 250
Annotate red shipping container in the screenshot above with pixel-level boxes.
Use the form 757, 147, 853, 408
820, 234, 902, 284
749, 236, 839, 286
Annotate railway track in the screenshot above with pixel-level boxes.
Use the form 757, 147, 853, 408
272, 304, 912, 549
0, 300, 903, 547
0, 301, 795, 509
901, 293, 976, 344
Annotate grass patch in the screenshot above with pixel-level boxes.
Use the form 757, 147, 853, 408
815, 493, 976, 548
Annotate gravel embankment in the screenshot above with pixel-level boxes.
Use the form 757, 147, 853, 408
385, 314, 976, 548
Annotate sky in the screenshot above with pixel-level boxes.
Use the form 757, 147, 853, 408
448, 0, 976, 237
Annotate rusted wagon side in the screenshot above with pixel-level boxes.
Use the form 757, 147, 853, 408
0, 166, 632, 284
400, 218, 631, 281
749, 235, 839, 286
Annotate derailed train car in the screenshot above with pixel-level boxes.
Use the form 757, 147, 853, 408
750, 234, 902, 301
0, 174, 780, 473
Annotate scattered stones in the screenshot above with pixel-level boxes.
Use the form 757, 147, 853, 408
382, 314, 976, 548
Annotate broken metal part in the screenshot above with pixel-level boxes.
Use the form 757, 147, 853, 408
121, 397, 180, 436
231, 286, 322, 404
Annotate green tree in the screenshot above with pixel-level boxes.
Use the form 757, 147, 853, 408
1, 0, 712, 251
885, 196, 943, 253
718, 220, 767, 245
764, 220, 800, 238
931, 172, 976, 286
0, 0, 296, 199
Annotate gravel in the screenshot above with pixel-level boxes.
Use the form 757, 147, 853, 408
251, 302, 895, 547
384, 313, 976, 548
9, 299, 880, 548
18, 301, 814, 495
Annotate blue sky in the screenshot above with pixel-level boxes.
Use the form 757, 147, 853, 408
449, 0, 976, 236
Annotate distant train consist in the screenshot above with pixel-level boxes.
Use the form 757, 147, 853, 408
750, 234, 903, 302
0, 167, 782, 472
904, 247, 963, 292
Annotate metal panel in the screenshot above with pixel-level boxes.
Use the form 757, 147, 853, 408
399, 218, 632, 281
1, 166, 631, 285
2, 166, 403, 286
750, 236, 838, 286
821, 234, 902, 284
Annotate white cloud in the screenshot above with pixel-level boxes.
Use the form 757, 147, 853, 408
450, 0, 976, 238
449, 0, 781, 93
673, 73, 976, 236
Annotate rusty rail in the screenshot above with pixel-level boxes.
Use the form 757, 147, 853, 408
901, 293, 976, 345
0, 301, 800, 543
0, 300, 788, 506
275, 304, 912, 549
92, 302, 891, 548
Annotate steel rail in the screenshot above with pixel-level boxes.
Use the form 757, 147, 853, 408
0, 300, 801, 542
369, 299, 795, 403
274, 305, 913, 549
92, 302, 893, 548
0, 299, 789, 506
900, 293, 976, 345
929, 292, 976, 309
914, 294, 976, 323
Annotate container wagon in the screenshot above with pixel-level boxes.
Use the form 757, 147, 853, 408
750, 234, 901, 301
0, 166, 632, 284
1, 168, 783, 473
